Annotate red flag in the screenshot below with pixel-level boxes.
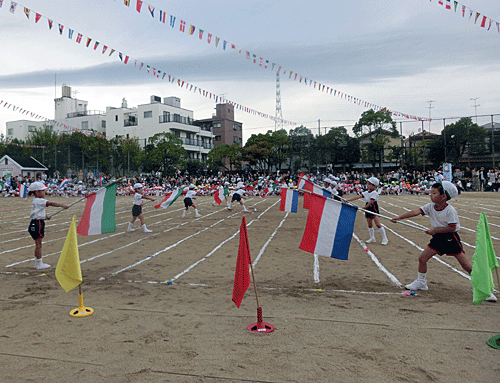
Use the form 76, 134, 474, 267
232, 216, 252, 308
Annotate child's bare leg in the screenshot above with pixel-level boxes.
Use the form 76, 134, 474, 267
373, 216, 382, 229
138, 213, 145, 226
366, 217, 373, 228
454, 252, 472, 274
34, 238, 42, 259
418, 247, 438, 273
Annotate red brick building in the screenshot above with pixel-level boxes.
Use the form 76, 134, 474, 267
195, 103, 242, 148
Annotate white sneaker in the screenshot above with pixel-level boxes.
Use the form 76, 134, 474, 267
143, 228, 152, 233
34, 259, 50, 270
486, 293, 497, 302
366, 238, 376, 244
405, 279, 428, 291
182, 212, 186, 218
195, 213, 201, 217
381, 238, 388, 245
127, 224, 135, 232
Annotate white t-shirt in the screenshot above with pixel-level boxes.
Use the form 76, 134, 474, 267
30, 198, 48, 220
235, 189, 246, 197
133, 192, 143, 206
362, 190, 379, 203
420, 202, 460, 231
185, 190, 197, 199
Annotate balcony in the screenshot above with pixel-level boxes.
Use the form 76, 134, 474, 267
180, 137, 214, 150
67, 110, 105, 118
124, 120, 138, 127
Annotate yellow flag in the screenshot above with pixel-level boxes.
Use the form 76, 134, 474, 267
56, 216, 82, 292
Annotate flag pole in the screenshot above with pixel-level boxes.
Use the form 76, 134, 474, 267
249, 261, 260, 308
48, 177, 124, 219
298, 188, 426, 232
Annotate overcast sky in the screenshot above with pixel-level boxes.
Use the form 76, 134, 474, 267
1, 0, 499, 142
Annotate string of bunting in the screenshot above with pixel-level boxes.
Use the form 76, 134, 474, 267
1, 1, 296, 126
430, 0, 500, 32
113, 0, 428, 121
0, 99, 135, 143
0, 139, 45, 149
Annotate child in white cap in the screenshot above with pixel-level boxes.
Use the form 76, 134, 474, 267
27, 182, 69, 269
228, 184, 248, 212
127, 183, 154, 233
182, 184, 201, 218
344, 176, 388, 245
391, 181, 496, 301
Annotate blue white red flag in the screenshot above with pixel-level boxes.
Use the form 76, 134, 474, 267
59, 178, 70, 190
299, 193, 357, 260
18, 184, 28, 198
280, 188, 299, 213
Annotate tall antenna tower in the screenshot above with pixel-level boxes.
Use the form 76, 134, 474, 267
275, 72, 283, 131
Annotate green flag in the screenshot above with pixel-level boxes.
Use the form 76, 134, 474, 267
470, 212, 499, 305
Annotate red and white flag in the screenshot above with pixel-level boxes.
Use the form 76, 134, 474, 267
213, 185, 224, 205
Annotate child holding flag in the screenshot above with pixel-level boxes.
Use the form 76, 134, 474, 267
127, 183, 154, 233
27, 182, 69, 269
228, 184, 249, 212
391, 181, 496, 301
183, 184, 201, 218
344, 176, 388, 245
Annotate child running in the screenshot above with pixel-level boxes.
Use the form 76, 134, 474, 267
183, 184, 201, 218
391, 181, 497, 301
27, 181, 69, 269
127, 183, 154, 233
344, 176, 388, 245
228, 183, 248, 212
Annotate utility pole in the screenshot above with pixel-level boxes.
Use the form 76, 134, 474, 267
426, 100, 435, 133
470, 98, 480, 123
318, 119, 321, 136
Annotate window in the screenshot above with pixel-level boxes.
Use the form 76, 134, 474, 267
215, 135, 221, 141
81, 121, 89, 129
144, 111, 153, 118
213, 123, 221, 128
174, 131, 180, 137
28, 125, 36, 132
173, 114, 181, 123
7, 128, 13, 136
233, 136, 239, 143
102, 120, 106, 128
115, 115, 118, 122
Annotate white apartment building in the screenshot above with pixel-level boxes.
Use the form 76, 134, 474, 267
5, 86, 214, 162
106, 95, 213, 161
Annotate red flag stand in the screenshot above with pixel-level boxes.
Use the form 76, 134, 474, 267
247, 306, 274, 333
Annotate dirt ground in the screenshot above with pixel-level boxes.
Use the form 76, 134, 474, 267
1, 191, 499, 383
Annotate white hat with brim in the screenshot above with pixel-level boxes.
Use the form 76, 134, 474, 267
440, 180, 458, 199
28, 182, 47, 192
367, 177, 380, 187
134, 183, 143, 189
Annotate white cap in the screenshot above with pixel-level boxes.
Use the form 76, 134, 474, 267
224, 181, 229, 185
134, 183, 143, 189
367, 177, 380, 187
28, 182, 47, 192
440, 181, 458, 199
189, 184, 195, 189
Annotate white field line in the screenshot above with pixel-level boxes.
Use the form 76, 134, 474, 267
107, 199, 271, 278
252, 211, 288, 266
164, 200, 280, 282
3, 199, 221, 268
352, 232, 402, 287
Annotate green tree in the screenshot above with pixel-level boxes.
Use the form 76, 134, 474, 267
208, 143, 242, 171
353, 109, 398, 173
288, 125, 313, 172
144, 132, 187, 174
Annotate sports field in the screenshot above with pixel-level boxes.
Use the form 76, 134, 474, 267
1, 192, 499, 382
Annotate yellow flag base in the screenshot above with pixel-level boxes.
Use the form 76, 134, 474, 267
69, 294, 94, 318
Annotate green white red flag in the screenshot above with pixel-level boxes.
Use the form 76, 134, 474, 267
77, 182, 117, 236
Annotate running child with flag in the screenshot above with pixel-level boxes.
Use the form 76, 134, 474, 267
127, 183, 154, 233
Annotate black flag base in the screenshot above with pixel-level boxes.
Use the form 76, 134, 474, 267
486, 334, 500, 350
247, 307, 274, 333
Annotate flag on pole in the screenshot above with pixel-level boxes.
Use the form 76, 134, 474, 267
299, 193, 357, 260
299, 177, 332, 209
77, 182, 117, 236
18, 184, 28, 198
471, 212, 499, 305
154, 187, 185, 209
59, 178, 70, 189
56, 216, 82, 292
232, 216, 252, 308
280, 188, 299, 213
214, 185, 225, 205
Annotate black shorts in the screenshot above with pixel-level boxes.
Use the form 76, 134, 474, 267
132, 205, 142, 217
28, 219, 45, 240
364, 201, 379, 219
232, 194, 241, 202
428, 232, 464, 256
184, 197, 193, 207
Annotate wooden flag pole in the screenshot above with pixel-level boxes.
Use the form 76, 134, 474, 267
48, 177, 125, 219
249, 261, 260, 308
298, 188, 427, 232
